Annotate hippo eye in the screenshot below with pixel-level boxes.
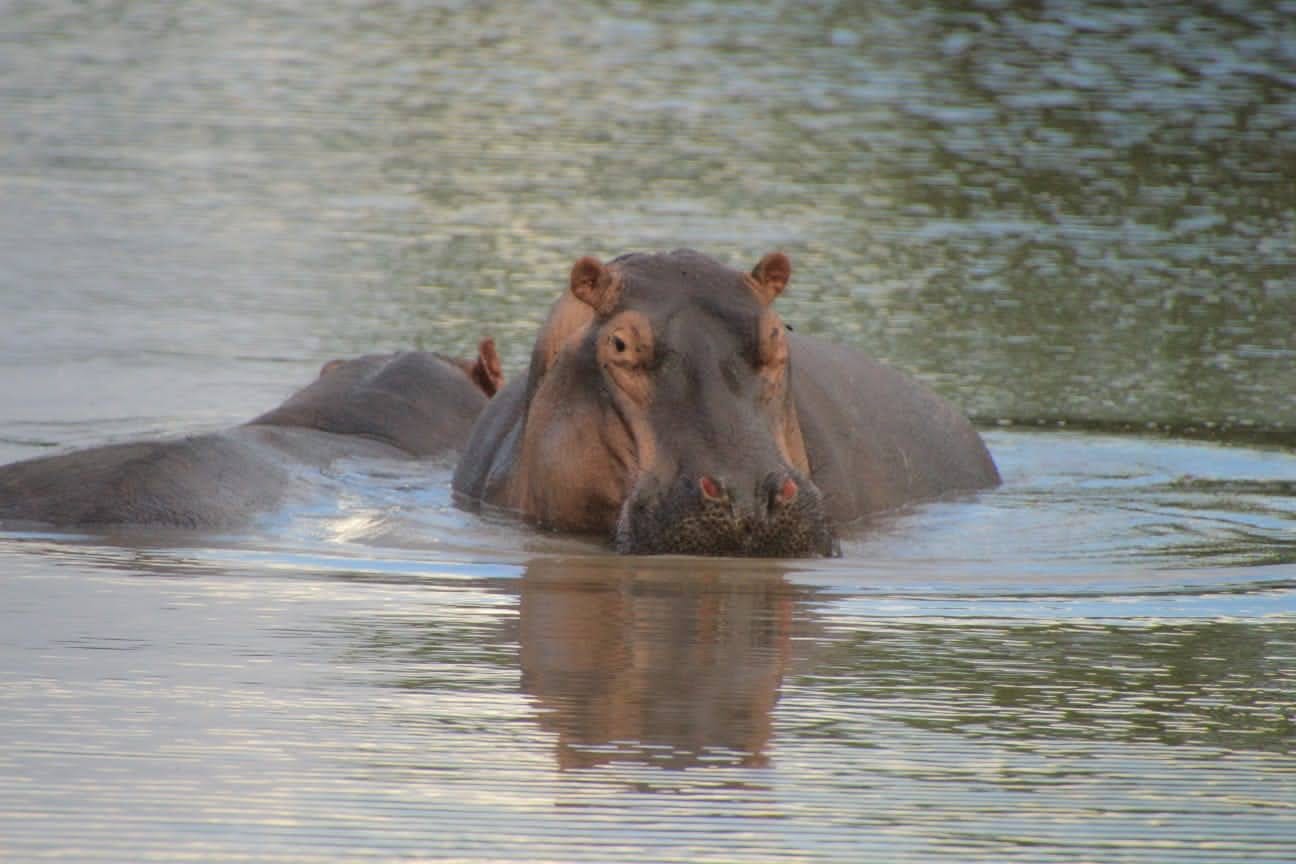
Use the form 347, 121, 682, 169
600, 313, 653, 379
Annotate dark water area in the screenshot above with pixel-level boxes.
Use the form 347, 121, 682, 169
0, 1, 1293, 861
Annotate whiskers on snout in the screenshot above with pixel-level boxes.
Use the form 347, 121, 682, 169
615, 471, 838, 558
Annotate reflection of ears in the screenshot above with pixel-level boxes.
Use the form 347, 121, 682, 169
471, 338, 504, 397
569, 256, 622, 315
749, 251, 791, 306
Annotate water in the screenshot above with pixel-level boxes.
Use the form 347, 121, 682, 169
1, 1, 1293, 861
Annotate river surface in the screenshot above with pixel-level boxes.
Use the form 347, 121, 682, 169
1, 1, 1293, 862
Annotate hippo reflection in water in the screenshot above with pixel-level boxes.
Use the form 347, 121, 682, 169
0, 250, 998, 555
454, 249, 999, 556
515, 560, 809, 769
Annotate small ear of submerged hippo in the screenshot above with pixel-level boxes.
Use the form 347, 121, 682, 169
470, 338, 504, 397
749, 251, 791, 306
318, 358, 348, 378
569, 256, 621, 315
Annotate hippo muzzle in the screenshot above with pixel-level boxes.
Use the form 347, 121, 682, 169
615, 467, 838, 557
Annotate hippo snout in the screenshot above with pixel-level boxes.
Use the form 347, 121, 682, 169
615, 469, 838, 557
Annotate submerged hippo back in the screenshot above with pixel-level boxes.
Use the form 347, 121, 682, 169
0, 345, 502, 529
788, 334, 1000, 525
0, 431, 296, 529
250, 350, 493, 458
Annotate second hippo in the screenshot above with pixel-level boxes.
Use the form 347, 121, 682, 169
0, 343, 501, 529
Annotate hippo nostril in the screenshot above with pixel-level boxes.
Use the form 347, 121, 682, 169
699, 474, 725, 502
763, 473, 799, 516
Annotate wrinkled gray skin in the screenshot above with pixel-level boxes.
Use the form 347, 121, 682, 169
615, 332, 1000, 556
0, 351, 489, 529
787, 334, 999, 523
454, 250, 999, 557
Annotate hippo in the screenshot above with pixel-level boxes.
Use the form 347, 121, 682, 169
453, 250, 999, 556
0, 343, 501, 529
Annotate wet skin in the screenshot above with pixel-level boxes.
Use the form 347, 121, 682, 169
0, 344, 501, 529
453, 250, 999, 557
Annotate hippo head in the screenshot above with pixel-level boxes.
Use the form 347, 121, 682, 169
515, 250, 836, 557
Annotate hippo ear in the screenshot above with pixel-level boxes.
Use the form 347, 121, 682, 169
318, 358, 347, 378
749, 252, 791, 306
569, 256, 621, 315
469, 337, 504, 397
